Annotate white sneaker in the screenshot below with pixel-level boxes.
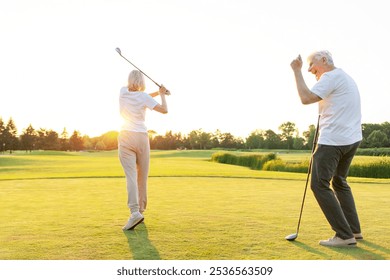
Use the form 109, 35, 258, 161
319, 236, 357, 247
122, 212, 144, 230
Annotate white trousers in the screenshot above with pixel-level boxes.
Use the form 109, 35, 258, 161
118, 131, 150, 214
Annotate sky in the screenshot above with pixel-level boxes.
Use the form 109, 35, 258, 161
1, 0, 389, 138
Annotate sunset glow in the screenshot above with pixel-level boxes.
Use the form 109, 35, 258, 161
1, 0, 389, 139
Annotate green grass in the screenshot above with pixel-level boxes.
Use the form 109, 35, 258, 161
1, 150, 390, 259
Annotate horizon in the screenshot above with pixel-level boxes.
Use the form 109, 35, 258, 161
2, 115, 389, 140
1, 115, 317, 139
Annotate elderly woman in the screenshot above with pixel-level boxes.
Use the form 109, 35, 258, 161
118, 70, 169, 230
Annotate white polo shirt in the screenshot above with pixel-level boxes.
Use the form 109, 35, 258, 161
311, 68, 362, 146
119, 87, 158, 133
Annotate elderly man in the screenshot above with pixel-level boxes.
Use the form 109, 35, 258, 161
290, 51, 363, 247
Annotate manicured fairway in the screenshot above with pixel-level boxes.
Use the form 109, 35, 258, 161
1, 150, 389, 259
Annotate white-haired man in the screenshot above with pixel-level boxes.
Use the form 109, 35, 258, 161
290, 51, 363, 247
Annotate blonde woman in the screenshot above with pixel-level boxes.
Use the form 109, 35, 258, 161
118, 70, 169, 230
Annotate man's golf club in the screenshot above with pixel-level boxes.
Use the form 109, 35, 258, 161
285, 115, 320, 241
115, 47, 167, 92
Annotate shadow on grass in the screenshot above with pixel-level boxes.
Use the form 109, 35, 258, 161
326, 240, 389, 260
360, 240, 390, 255
289, 241, 331, 258
123, 223, 161, 260
291, 240, 388, 260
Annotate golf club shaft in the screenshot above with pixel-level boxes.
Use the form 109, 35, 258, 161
295, 115, 320, 234
118, 52, 161, 88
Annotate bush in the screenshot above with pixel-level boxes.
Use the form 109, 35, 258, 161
262, 159, 286, 172
356, 148, 390, 156
212, 152, 390, 179
349, 157, 390, 178
211, 152, 277, 170
263, 159, 310, 173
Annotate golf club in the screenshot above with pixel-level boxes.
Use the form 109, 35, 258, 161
115, 47, 170, 95
285, 115, 320, 241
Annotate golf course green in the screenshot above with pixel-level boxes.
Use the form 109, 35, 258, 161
1, 150, 389, 259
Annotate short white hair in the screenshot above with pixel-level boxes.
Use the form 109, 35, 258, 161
308, 50, 334, 65
127, 70, 145, 92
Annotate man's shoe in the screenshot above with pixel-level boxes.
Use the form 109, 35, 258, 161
122, 212, 144, 230
319, 236, 357, 247
353, 233, 363, 240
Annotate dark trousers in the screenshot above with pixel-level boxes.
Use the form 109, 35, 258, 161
311, 141, 361, 239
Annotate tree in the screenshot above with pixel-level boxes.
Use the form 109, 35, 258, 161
82, 135, 94, 150
246, 130, 265, 149
150, 131, 181, 150
4, 118, 19, 153
163, 131, 175, 149
0, 117, 5, 153
381, 122, 390, 146
20, 124, 37, 152
148, 130, 157, 142
361, 123, 382, 148
186, 129, 212, 149
279, 122, 297, 150
263, 129, 281, 149
95, 140, 106, 150
366, 130, 388, 148
210, 129, 222, 148
35, 128, 46, 150
69, 130, 84, 151
370, 122, 390, 147
188, 130, 200, 149
303, 124, 316, 150
292, 136, 305, 150
35, 128, 59, 150
60, 128, 70, 151
100, 131, 119, 150
219, 132, 243, 149
181, 134, 191, 149
45, 130, 60, 150
198, 130, 212, 149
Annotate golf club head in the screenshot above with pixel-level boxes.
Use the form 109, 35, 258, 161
115, 47, 122, 55
285, 233, 298, 241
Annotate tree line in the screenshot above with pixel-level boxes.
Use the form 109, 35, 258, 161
1, 117, 389, 153
149, 122, 390, 150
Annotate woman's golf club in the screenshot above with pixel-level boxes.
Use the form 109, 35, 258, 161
285, 115, 320, 241
115, 47, 170, 95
